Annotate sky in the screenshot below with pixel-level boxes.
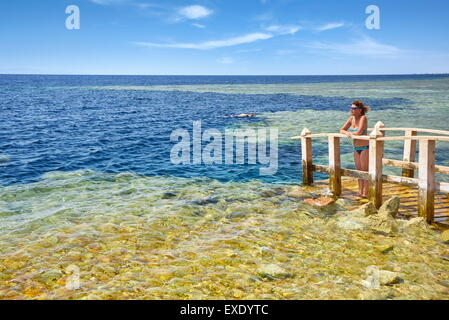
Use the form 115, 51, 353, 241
1, 0, 449, 75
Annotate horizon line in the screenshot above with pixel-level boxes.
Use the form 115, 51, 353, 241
1, 72, 449, 77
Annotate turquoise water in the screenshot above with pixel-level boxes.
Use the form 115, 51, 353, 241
1, 75, 449, 299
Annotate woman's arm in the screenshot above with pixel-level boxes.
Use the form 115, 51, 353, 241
340, 117, 352, 136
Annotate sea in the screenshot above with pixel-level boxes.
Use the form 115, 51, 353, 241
1, 74, 448, 299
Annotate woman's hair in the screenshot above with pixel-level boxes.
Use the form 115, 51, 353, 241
352, 100, 371, 115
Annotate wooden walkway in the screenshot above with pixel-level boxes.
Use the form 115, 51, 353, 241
293, 124, 449, 227
316, 177, 449, 229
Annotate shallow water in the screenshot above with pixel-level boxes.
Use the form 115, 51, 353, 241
1, 75, 449, 299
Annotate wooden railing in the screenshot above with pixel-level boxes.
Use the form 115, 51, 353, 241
291, 123, 449, 224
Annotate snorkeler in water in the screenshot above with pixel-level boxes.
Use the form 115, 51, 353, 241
224, 113, 256, 118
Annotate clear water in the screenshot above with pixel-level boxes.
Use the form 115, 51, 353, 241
1, 74, 449, 299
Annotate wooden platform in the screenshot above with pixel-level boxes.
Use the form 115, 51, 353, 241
317, 177, 449, 229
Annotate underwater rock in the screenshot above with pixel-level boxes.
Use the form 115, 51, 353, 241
37, 269, 62, 286
257, 264, 292, 280
335, 203, 381, 231
402, 217, 432, 233
336, 215, 367, 231
226, 211, 250, 220
368, 214, 398, 235
285, 188, 312, 199
359, 290, 392, 300
260, 188, 284, 198
42, 235, 59, 246
161, 192, 177, 199
65, 251, 83, 262
98, 223, 118, 233
363, 266, 403, 288
302, 197, 335, 207
374, 244, 394, 254
379, 270, 403, 286
335, 198, 355, 208
378, 196, 400, 219
352, 202, 378, 217
441, 230, 449, 243
191, 198, 219, 205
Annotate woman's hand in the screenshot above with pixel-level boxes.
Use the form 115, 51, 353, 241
340, 130, 352, 138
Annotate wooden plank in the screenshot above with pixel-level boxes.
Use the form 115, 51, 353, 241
313, 165, 371, 180
382, 158, 449, 175
293, 133, 369, 140
301, 128, 313, 185
368, 124, 384, 209
367, 127, 449, 136
378, 136, 449, 142
342, 168, 370, 180
328, 136, 341, 196
383, 158, 416, 170
383, 175, 419, 188
402, 130, 417, 178
293, 134, 449, 142
418, 139, 436, 223
315, 164, 448, 194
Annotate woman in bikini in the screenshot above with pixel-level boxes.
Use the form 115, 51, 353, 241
340, 100, 371, 197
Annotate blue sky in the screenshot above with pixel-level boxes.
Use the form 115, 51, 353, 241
1, 0, 449, 75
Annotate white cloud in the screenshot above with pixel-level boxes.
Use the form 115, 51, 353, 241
135, 32, 273, 50
316, 22, 345, 31
217, 57, 234, 64
265, 25, 301, 35
178, 5, 213, 20
192, 23, 206, 29
90, 0, 164, 12
305, 36, 401, 57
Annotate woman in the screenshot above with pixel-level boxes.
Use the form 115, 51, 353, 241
340, 100, 370, 197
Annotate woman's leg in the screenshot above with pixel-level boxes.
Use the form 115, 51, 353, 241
354, 150, 363, 195
359, 148, 370, 196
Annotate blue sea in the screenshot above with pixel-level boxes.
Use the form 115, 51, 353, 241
2, 74, 448, 186
1, 74, 449, 299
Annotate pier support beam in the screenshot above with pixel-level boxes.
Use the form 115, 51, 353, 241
368, 122, 385, 209
418, 139, 436, 224
402, 130, 417, 178
301, 128, 313, 185
328, 135, 341, 196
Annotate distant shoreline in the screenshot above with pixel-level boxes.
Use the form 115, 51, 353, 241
1, 73, 449, 77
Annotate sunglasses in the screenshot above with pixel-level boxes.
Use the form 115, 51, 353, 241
350, 107, 361, 110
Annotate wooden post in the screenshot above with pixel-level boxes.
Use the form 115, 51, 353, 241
301, 128, 313, 185
328, 135, 341, 196
402, 130, 417, 178
418, 139, 436, 224
368, 122, 385, 209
